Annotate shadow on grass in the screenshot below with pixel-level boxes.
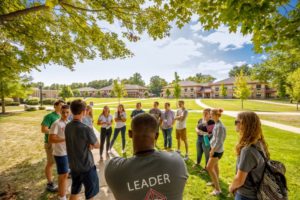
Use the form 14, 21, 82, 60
185, 159, 234, 200
0, 159, 57, 200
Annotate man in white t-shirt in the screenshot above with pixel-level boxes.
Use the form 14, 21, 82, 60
175, 100, 189, 160
49, 104, 70, 200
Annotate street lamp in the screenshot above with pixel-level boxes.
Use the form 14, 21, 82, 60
38, 84, 43, 108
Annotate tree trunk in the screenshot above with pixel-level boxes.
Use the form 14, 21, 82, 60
241, 99, 244, 110
297, 102, 299, 111
1, 81, 5, 114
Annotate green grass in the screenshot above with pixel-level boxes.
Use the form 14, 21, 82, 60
0, 106, 24, 112
1, 99, 300, 199
202, 99, 300, 112
258, 115, 300, 128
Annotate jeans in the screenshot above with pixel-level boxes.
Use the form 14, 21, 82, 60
196, 136, 210, 166
100, 127, 112, 156
110, 126, 126, 150
235, 193, 257, 200
162, 128, 173, 148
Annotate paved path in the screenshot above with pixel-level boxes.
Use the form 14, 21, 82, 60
249, 100, 298, 108
93, 98, 159, 106
66, 128, 116, 200
195, 99, 300, 134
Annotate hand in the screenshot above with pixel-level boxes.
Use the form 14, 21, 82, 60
89, 144, 94, 150
229, 185, 236, 194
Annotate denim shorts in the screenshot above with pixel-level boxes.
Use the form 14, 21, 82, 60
71, 166, 99, 199
235, 193, 258, 200
54, 155, 69, 175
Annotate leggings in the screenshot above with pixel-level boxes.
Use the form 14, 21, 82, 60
109, 126, 126, 150
100, 127, 112, 156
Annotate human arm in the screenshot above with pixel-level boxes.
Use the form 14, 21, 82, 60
49, 122, 65, 143
229, 170, 248, 193
86, 127, 100, 149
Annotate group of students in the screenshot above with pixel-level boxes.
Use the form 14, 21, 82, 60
41, 99, 273, 200
96, 101, 189, 160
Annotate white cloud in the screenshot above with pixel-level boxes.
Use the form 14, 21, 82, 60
259, 54, 267, 60
197, 60, 246, 80
192, 24, 252, 51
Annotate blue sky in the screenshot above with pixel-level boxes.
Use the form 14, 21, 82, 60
30, 15, 266, 85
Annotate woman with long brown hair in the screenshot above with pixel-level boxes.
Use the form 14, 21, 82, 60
206, 108, 226, 196
97, 105, 113, 160
229, 111, 269, 200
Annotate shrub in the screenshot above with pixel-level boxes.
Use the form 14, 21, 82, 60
9, 102, 20, 106
25, 98, 39, 105
38, 106, 46, 110
0, 98, 20, 106
42, 98, 56, 105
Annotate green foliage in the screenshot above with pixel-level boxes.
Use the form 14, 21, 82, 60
144, 91, 149, 98
88, 79, 113, 89
220, 84, 227, 98
234, 71, 251, 109
286, 68, 300, 110
72, 89, 80, 97
165, 88, 171, 98
126, 73, 145, 86
42, 98, 56, 105
173, 72, 181, 101
186, 73, 215, 83
229, 64, 252, 78
59, 86, 73, 100
25, 98, 39, 105
112, 79, 127, 103
252, 47, 300, 99
149, 76, 167, 96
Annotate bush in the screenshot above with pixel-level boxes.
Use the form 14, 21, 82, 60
24, 105, 37, 111
25, 98, 39, 105
39, 106, 46, 110
0, 98, 20, 106
9, 102, 20, 106
42, 98, 56, 105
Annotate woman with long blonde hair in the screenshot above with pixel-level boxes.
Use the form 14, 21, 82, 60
82, 105, 94, 128
229, 111, 269, 200
206, 108, 226, 196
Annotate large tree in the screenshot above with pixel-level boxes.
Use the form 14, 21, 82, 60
173, 72, 181, 104
112, 79, 127, 104
127, 73, 145, 86
0, 74, 32, 113
149, 76, 167, 97
0, 0, 172, 75
186, 73, 215, 83
286, 68, 300, 110
229, 64, 252, 78
58, 85, 73, 100
234, 71, 251, 110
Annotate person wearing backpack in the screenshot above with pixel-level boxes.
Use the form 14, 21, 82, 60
229, 111, 287, 200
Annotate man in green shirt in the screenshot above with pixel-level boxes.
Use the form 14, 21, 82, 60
41, 100, 64, 192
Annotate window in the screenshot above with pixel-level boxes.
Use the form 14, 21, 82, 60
215, 94, 219, 97
191, 88, 194, 92
184, 88, 187, 92
256, 92, 261, 97
215, 87, 219, 91
256, 84, 261, 90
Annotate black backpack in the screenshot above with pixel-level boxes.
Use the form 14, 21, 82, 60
251, 147, 288, 200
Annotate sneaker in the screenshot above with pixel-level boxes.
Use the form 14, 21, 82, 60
46, 182, 58, 192
183, 154, 189, 161
210, 190, 221, 196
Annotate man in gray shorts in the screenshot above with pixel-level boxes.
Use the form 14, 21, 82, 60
105, 113, 188, 200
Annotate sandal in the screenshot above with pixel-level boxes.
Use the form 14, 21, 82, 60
210, 190, 221, 196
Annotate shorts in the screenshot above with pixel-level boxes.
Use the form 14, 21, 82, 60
71, 166, 99, 199
176, 128, 187, 140
44, 143, 54, 165
54, 155, 69, 175
212, 152, 224, 159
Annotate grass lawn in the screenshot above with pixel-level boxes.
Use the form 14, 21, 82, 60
1, 98, 300, 200
0, 106, 24, 112
258, 115, 300, 128
202, 99, 300, 112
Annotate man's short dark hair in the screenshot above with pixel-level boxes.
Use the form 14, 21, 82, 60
62, 104, 70, 110
136, 102, 141, 106
54, 99, 65, 106
179, 100, 184, 104
165, 102, 170, 107
71, 99, 86, 115
131, 113, 157, 136
154, 101, 159, 106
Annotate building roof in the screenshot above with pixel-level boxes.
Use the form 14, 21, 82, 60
100, 84, 148, 91
211, 77, 263, 86
164, 81, 210, 88
77, 87, 98, 91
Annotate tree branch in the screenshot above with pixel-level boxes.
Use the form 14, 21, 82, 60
0, 5, 50, 22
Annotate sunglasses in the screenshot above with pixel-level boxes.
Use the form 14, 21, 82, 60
234, 120, 241, 125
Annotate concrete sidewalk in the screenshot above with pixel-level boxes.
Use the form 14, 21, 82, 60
195, 99, 300, 134
66, 128, 116, 200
